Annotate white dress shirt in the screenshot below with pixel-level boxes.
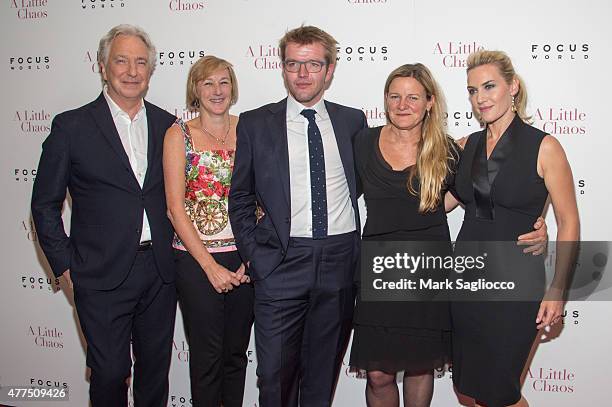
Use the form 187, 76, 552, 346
286, 95, 356, 237
103, 87, 151, 243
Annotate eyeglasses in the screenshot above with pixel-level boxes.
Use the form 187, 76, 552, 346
283, 60, 327, 73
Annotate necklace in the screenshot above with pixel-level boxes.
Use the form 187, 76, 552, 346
199, 117, 231, 145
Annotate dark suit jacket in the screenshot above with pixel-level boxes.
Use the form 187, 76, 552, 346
31, 93, 177, 290
228, 98, 367, 280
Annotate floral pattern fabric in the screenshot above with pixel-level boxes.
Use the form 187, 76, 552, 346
172, 118, 237, 252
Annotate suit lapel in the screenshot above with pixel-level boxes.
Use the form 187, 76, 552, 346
143, 100, 157, 188
90, 94, 133, 172
326, 101, 357, 203
487, 114, 519, 189
471, 129, 493, 219
89, 93, 140, 186
267, 100, 291, 209
470, 115, 520, 220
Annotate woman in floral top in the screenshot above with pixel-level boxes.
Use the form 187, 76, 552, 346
163, 55, 253, 407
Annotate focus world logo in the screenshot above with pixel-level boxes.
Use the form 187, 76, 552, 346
9, 56, 50, 71
29, 378, 69, 389
531, 43, 589, 61
169, 0, 205, 11
14, 168, 37, 182
21, 274, 61, 292
577, 178, 586, 196
444, 110, 477, 130
433, 41, 484, 68
81, 0, 126, 9
14, 108, 51, 135
561, 308, 580, 326
434, 364, 452, 380
169, 394, 192, 407
10, 0, 48, 19
247, 349, 256, 364
245, 44, 282, 70
336, 44, 389, 63
158, 50, 205, 67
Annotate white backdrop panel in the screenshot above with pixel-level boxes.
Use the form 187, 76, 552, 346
1, 1, 610, 406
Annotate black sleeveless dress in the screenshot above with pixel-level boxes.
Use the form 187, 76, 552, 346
451, 116, 549, 406
349, 126, 457, 373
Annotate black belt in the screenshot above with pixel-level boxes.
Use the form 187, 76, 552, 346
137, 240, 152, 251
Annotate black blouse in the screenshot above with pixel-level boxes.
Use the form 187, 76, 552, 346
354, 126, 460, 240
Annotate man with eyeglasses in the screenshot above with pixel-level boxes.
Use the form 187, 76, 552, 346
229, 25, 367, 407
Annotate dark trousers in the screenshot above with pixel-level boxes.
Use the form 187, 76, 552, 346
73, 249, 177, 407
174, 249, 254, 407
254, 232, 358, 407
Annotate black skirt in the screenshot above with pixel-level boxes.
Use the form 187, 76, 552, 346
350, 324, 451, 373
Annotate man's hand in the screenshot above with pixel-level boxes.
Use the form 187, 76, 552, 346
456, 136, 468, 149
62, 269, 73, 289
235, 264, 251, 284
203, 262, 241, 294
517, 216, 548, 255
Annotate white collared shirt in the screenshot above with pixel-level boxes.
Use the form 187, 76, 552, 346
286, 95, 356, 237
103, 87, 151, 243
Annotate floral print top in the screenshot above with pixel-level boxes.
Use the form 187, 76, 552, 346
172, 118, 237, 253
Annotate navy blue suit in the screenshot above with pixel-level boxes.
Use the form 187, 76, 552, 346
31, 93, 177, 406
229, 98, 367, 407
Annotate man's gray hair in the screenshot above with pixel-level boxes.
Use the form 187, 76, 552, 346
97, 24, 157, 80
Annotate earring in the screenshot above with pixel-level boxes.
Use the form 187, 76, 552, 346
193, 99, 200, 108
426, 109, 430, 119
511, 95, 516, 112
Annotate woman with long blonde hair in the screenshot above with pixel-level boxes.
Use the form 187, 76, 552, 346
349, 63, 458, 407
349, 62, 549, 407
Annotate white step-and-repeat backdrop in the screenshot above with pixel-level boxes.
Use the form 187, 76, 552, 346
1, 1, 610, 406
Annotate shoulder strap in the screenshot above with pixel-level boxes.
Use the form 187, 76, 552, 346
175, 118, 194, 152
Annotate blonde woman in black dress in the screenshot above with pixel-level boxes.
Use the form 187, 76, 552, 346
448, 50, 579, 407
350, 63, 456, 407
350, 63, 549, 407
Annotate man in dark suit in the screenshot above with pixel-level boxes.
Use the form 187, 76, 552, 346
229, 26, 368, 407
31, 25, 177, 406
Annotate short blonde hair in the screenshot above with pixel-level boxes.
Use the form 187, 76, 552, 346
466, 50, 532, 123
186, 55, 238, 112
279, 25, 338, 65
